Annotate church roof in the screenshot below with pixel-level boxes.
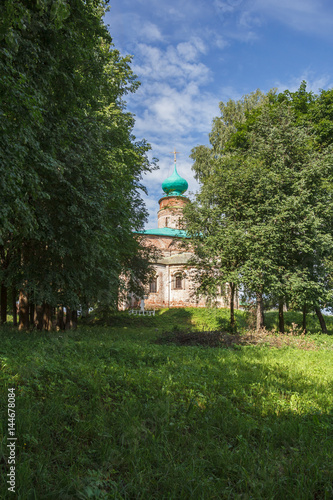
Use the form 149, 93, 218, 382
162, 164, 188, 196
139, 227, 190, 238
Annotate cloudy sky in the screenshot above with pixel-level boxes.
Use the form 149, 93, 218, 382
104, 0, 333, 228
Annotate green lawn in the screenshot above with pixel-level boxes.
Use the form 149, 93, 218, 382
1, 308, 333, 499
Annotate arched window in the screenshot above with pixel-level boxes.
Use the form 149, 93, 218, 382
174, 273, 183, 290
149, 277, 157, 293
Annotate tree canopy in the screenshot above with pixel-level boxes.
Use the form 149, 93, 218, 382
0, 0, 155, 328
184, 83, 333, 332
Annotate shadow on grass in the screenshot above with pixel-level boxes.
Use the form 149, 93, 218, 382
84, 307, 242, 332
1, 326, 333, 499
1, 323, 333, 499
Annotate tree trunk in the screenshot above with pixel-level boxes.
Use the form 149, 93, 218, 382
12, 288, 17, 327
65, 307, 72, 329
81, 299, 89, 319
256, 292, 264, 331
56, 306, 65, 330
71, 310, 78, 330
315, 307, 327, 334
302, 303, 307, 333
0, 246, 7, 324
34, 305, 43, 330
278, 298, 285, 333
43, 303, 52, 331
19, 289, 29, 330
29, 303, 35, 328
229, 282, 236, 331
1, 284, 7, 324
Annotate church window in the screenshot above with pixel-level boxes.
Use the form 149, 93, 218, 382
165, 217, 169, 227
149, 277, 157, 293
174, 273, 183, 290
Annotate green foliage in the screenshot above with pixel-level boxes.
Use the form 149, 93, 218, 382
186, 84, 333, 328
0, 0, 155, 315
1, 312, 333, 498
264, 309, 333, 334
190, 88, 269, 183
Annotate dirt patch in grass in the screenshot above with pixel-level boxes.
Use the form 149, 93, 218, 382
156, 329, 319, 350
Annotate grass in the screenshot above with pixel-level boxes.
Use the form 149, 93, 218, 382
0, 308, 333, 499
90, 306, 333, 334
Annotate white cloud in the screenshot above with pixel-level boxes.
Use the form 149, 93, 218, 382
129, 38, 217, 145
177, 38, 207, 61
211, 0, 333, 41
246, 0, 333, 37
140, 21, 164, 42
274, 71, 333, 94
132, 42, 211, 86
214, 0, 239, 15
214, 36, 229, 50
239, 9, 261, 29
125, 35, 224, 228
210, 1, 260, 42
133, 82, 219, 138
141, 193, 159, 228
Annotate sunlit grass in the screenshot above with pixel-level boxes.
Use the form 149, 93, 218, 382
89, 306, 333, 334
0, 309, 333, 499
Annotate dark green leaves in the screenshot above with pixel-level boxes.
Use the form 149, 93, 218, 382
185, 84, 333, 327
0, 0, 154, 314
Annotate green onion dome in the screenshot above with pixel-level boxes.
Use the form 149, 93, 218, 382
162, 164, 188, 196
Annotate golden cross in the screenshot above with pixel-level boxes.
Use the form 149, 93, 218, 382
169, 148, 180, 163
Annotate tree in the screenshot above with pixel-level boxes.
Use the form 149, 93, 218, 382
185, 87, 333, 332
184, 155, 251, 331
185, 90, 270, 330
191, 89, 269, 183
0, 0, 155, 329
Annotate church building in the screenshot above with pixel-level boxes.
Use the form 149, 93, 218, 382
124, 150, 238, 311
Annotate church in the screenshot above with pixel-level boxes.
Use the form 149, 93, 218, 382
127, 152, 238, 310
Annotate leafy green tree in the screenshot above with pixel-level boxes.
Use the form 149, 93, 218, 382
184, 155, 251, 331
186, 90, 270, 330
243, 102, 333, 330
0, 0, 155, 329
191, 89, 269, 183
265, 83, 333, 331
185, 87, 333, 332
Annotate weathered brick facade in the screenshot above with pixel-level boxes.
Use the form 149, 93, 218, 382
157, 195, 187, 230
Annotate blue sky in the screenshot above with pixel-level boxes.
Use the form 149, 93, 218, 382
104, 0, 333, 228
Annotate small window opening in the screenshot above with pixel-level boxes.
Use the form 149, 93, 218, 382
175, 274, 183, 290
149, 277, 157, 293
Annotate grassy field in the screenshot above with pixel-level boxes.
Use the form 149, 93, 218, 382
1, 308, 333, 499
